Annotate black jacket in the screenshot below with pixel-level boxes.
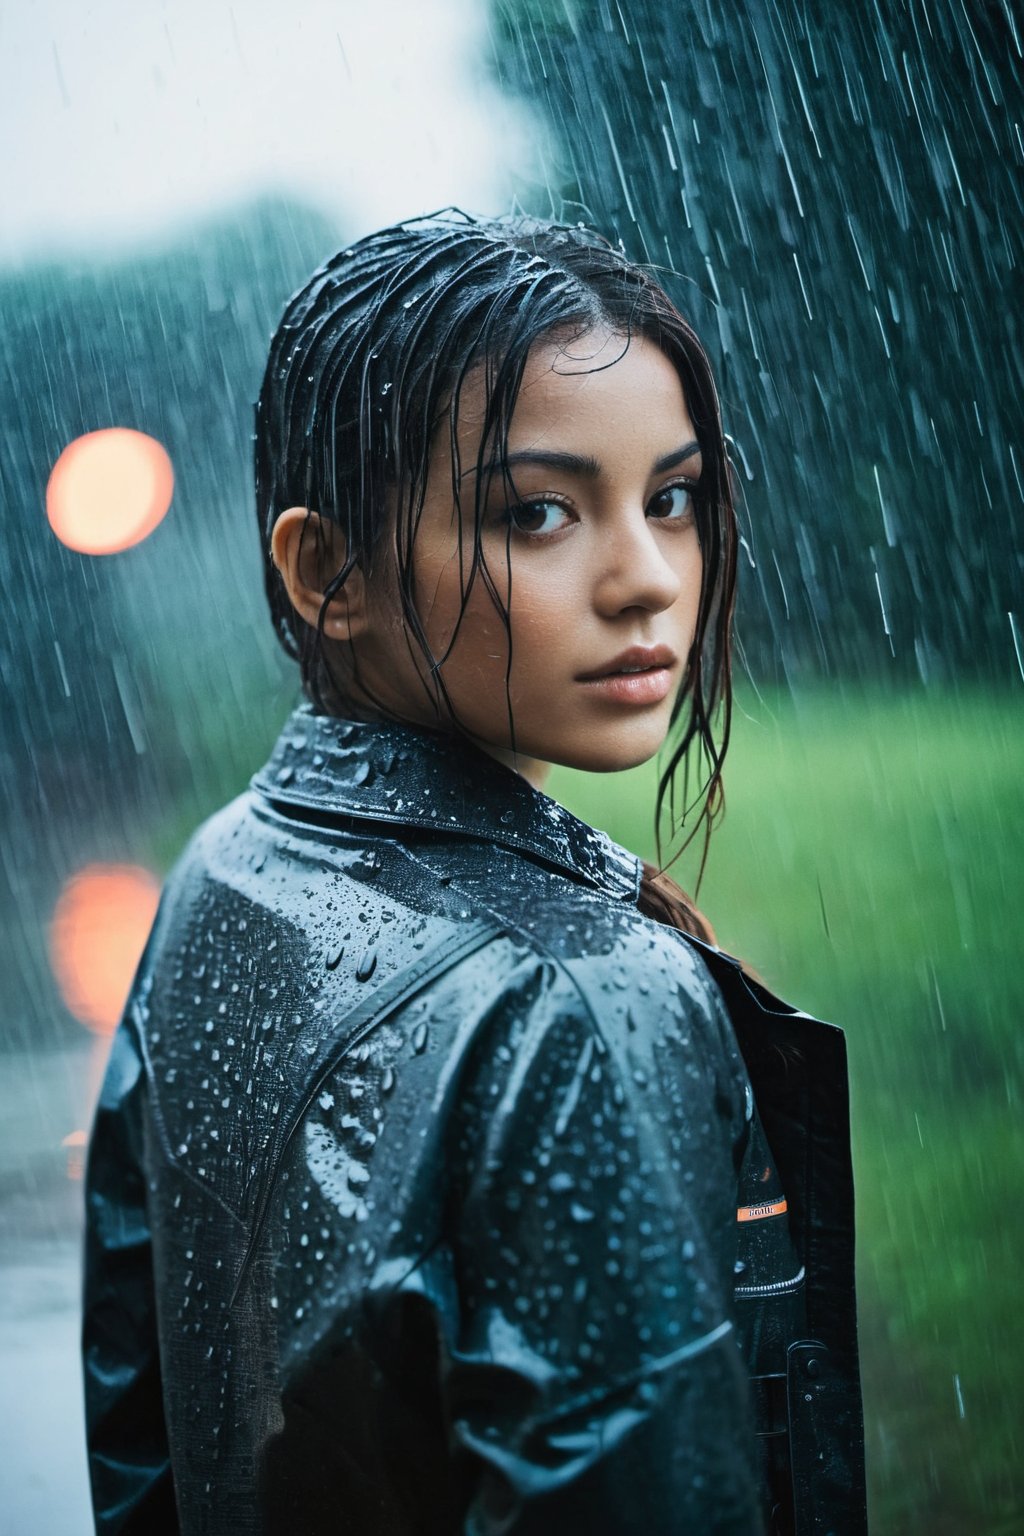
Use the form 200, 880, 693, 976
83, 706, 866, 1535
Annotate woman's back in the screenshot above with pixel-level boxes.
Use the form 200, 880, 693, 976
84, 710, 862, 1534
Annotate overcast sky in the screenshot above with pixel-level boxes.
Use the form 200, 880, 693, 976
0, 0, 535, 264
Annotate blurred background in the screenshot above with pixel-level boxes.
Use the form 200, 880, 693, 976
0, 1, 1019, 1531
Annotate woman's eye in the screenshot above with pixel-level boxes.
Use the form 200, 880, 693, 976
647, 483, 696, 522
507, 500, 574, 535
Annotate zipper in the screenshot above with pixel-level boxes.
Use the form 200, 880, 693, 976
734, 1264, 805, 1298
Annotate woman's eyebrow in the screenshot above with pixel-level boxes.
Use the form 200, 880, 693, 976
653, 440, 702, 473
462, 439, 701, 482
461, 449, 601, 481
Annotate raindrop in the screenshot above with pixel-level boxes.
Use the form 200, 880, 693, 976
411, 1019, 429, 1054
355, 947, 377, 982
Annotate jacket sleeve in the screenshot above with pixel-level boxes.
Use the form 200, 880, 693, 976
82, 1018, 179, 1533
428, 955, 765, 1536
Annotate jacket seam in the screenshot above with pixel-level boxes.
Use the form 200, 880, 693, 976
397, 845, 618, 1059
227, 913, 506, 1307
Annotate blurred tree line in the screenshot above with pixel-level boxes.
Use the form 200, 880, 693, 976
0, 199, 342, 1039
0, 198, 340, 809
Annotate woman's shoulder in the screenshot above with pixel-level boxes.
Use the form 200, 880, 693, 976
391, 831, 750, 1116
402, 828, 719, 987
140, 787, 744, 1093
158, 788, 733, 1047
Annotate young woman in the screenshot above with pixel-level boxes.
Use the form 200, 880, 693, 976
83, 212, 866, 1534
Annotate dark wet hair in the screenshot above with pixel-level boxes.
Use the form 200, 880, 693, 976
255, 209, 736, 877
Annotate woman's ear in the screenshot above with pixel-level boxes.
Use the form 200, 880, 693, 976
270, 508, 369, 642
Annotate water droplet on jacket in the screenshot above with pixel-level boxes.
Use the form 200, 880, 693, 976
570, 1202, 595, 1223
326, 944, 344, 970
381, 1065, 396, 1094
352, 761, 374, 787
355, 947, 377, 982
412, 1020, 429, 1054
276, 765, 295, 786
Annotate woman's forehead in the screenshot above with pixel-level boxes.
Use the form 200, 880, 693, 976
447, 326, 694, 467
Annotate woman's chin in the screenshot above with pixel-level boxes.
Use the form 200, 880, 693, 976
534, 729, 669, 776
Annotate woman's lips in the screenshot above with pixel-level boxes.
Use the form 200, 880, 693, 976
577, 667, 674, 705
576, 645, 677, 705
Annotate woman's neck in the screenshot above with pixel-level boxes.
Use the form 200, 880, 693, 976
472, 739, 552, 792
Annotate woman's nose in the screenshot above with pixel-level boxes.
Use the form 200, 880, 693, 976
591, 511, 684, 617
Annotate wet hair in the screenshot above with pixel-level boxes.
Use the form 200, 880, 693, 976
255, 209, 736, 889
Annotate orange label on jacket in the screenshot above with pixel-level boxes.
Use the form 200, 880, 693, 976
737, 1198, 788, 1223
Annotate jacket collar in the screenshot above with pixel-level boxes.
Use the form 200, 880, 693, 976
251, 704, 642, 903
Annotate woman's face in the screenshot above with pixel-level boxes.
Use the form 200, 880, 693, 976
348, 326, 704, 786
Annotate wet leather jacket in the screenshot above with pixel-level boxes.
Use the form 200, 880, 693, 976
83, 706, 867, 1535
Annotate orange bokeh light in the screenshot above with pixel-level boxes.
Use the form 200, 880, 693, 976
46, 428, 174, 555
49, 863, 161, 1035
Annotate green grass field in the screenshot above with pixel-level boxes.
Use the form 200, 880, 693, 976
549, 687, 1022, 1535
